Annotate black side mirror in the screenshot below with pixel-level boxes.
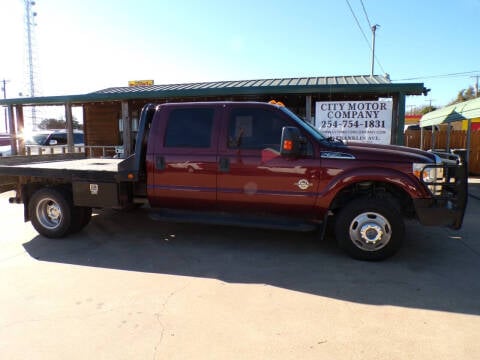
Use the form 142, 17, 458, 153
280, 126, 303, 157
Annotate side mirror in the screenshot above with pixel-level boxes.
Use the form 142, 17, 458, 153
48, 139, 58, 146
280, 126, 303, 157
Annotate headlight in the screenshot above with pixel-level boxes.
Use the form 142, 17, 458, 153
413, 163, 438, 183
413, 163, 444, 183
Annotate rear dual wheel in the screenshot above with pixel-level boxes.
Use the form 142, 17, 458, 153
29, 188, 92, 238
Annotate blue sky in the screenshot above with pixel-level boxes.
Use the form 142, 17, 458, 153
1, 0, 479, 124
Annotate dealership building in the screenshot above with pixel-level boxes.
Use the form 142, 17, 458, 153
0, 75, 426, 156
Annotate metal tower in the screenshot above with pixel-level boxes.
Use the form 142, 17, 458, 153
24, 0, 40, 129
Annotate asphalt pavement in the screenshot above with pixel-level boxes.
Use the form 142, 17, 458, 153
0, 187, 479, 360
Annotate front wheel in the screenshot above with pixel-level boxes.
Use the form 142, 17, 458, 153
29, 188, 73, 238
335, 197, 404, 261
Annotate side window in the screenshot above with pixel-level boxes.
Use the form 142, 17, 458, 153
228, 108, 290, 151
50, 133, 67, 145
164, 108, 214, 148
73, 133, 84, 144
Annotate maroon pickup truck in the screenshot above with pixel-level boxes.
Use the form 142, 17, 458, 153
0, 102, 468, 260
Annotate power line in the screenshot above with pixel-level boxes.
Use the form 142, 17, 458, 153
360, 0, 372, 28
345, 0, 386, 74
393, 71, 480, 81
345, 0, 370, 50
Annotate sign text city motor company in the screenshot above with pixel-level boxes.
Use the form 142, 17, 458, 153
319, 101, 388, 119
315, 100, 393, 145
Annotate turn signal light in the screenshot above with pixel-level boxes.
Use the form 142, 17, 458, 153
268, 100, 285, 107
283, 140, 293, 151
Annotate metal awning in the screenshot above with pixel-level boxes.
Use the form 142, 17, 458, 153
419, 97, 480, 170
455, 96, 480, 119
0, 75, 426, 107
0, 75, 427, 155
420, 97, 480, 127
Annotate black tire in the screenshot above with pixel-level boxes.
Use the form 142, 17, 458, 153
335, 197, 404, 261
29, 188, 74, 238
70, 207, 92, 233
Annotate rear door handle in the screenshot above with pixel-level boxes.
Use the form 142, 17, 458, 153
219, 157, 230, 172
155, 155, 165, 170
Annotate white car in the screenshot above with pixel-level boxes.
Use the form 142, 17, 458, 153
0, 145, 11, 157
26, 130, 84, 146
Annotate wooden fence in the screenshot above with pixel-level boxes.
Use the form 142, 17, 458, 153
404, 130, 480, 174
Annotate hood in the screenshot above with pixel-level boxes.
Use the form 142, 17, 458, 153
336, 141, 436, 163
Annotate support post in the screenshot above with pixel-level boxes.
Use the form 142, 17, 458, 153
15, 106, 25, 155
65, 102, 74, 153
466, 118, 472, 173
446, 123, 451, 152
431, 127, 435, 151
305, 95, 312, 124
420, 127, 424, 150
396, 92, 406, 145
121, 101, 131, 157
8, 105, 17, 155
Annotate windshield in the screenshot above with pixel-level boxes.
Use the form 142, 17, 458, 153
26, 133, 49, 145
280, 107, 326, 141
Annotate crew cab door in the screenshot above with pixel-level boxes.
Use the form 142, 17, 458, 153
217, 104, 320, 217
147, 105, 220, 210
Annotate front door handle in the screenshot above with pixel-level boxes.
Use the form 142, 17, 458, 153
219, 157, 230, 172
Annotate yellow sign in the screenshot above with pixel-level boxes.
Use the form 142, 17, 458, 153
128, 80, 154, 87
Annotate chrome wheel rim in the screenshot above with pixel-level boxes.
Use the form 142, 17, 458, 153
36, 197, 63, 230
349, 212, 391, 251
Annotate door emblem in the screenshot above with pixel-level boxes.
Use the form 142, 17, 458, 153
295, 179, 313, 190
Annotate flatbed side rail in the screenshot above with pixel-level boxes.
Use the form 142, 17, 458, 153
0, 153, 85, 166
24, 145, 118, 158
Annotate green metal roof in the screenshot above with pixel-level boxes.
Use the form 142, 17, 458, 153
0, 75, 426, 107
420, 97, 480, 127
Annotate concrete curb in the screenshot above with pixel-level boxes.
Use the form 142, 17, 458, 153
468, 177, 480, 200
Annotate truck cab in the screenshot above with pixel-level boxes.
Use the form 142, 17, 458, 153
146, 102, 322, 217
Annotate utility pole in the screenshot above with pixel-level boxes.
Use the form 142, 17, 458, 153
1, 79, 9, 133
370, 24, 380, 77
24, 0, 39, 129
407, 105, 416, 115
425, 99, 436, 108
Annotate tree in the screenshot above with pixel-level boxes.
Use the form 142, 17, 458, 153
38, 118, 83, 130
410, 105, 437, 115
420, 105, 437, 115
448, 86, 476, 105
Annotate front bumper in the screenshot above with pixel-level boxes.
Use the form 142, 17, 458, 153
413, 160, 468, 230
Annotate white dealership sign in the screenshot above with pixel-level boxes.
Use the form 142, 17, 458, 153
315, 100, 393, 144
